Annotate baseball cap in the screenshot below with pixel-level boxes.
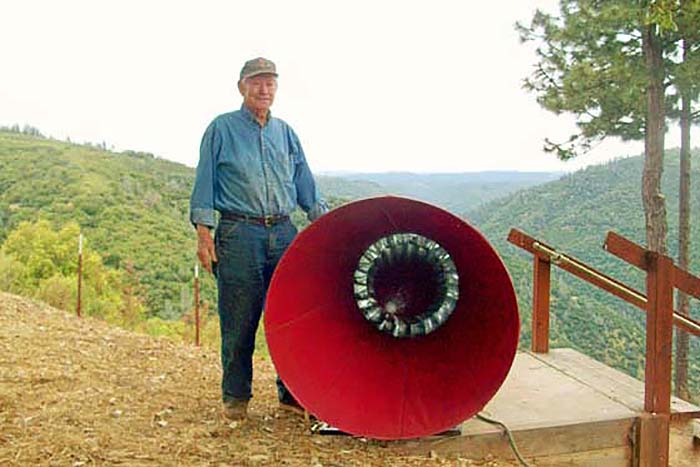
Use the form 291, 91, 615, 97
239, 57, 278, 81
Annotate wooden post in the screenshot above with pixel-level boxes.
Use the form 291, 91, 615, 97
532, 256, 551, 353
640, 252, 674, 466
76, 233, 83, 318
194, 264, 200, 347
637, 412, 671, 467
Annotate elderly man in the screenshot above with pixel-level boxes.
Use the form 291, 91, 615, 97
190, 57, 327, 420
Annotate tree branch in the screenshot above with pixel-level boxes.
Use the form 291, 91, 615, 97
535, 63, 563, 91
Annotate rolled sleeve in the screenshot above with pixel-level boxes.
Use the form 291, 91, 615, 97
190, 121, 221, 228
306, 199, 329, 222
190, 207, 216, 227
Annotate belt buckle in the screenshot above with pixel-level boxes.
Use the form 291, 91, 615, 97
263, 216, 273, 228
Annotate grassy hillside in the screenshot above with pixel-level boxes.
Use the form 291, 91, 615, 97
469, 149, 700, 395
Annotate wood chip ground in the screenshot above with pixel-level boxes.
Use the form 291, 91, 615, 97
0, 292, 507, 466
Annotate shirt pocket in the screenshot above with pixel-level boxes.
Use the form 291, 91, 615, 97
217, 127, 261, 182
264, 138, 295, 181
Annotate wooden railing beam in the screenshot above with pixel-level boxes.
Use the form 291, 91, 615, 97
605, 231, 700, 300
508, 229, 700, 338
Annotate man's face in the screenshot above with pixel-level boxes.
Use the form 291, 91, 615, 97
239, 74, 277, 114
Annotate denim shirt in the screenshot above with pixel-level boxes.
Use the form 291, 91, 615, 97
190, 105, 328, 227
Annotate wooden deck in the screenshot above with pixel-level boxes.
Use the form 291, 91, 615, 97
399, 348, 700, 465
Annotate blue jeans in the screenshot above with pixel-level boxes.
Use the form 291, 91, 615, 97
214, 218, 297, 403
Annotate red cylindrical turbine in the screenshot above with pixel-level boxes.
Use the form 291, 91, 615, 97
265, 196, 519, 439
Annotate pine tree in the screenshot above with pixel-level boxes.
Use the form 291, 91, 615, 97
671, 0, 700, 399
517, 0, 696, 252
518, 0, 700, 395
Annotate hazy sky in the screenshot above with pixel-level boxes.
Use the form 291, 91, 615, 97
1, 1, 696, 174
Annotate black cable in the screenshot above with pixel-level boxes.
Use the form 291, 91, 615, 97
476, 413, 530, 467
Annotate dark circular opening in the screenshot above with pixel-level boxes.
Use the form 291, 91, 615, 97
353, 233, 459, 338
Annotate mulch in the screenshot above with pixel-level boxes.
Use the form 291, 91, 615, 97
0, 292, 503, 466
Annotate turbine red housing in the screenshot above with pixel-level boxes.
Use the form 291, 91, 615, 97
265, 196, 519, 439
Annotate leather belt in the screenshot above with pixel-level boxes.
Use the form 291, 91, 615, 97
221, 212, 290, 228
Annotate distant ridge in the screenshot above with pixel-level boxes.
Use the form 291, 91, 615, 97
330, 171, 563, 214
323, 169, 564, 178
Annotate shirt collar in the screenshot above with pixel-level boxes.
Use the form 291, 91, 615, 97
240, 104, 271, 128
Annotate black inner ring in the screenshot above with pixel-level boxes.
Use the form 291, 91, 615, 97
353, 233, 459, 338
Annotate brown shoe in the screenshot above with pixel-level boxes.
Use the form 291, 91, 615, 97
223, 399, 248, 420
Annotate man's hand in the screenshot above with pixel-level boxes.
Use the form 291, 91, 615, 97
196, 224, 217, 274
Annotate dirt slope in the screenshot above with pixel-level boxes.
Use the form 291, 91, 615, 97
0, 292, 498, 466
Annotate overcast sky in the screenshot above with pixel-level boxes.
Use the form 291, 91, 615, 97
1, 0, 696, 174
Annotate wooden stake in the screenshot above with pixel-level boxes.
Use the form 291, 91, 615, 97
77, 233, 83, 318
194, 264, 200, 347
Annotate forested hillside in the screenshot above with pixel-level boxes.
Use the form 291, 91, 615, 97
0, 130, 549, 321
0, 131, 209, 319
469, 149, 700, 396
0, 131, 358, 319
4, 129, 699, 397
